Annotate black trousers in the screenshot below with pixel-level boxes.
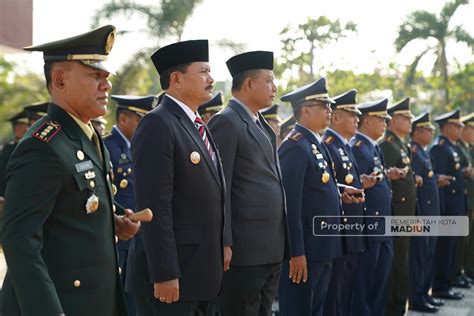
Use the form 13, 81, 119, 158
134, 295, 213, 316
219, 262, 282, 316
323, 253, 360, 316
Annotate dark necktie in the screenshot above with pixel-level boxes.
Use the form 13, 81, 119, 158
256, 119, 270, 139
194, 117, 216, 165
375, 144, 386, 165
91, 130, 103, 162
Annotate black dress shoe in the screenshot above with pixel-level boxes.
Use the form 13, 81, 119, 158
432, 290, 464, 300
460, 273, 473, 285
465, 271, 474, 279
408, 302, 439, 313
450, 278, 471, 288
425, 296, 444, 306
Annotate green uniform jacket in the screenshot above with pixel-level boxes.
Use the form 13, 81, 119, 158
1, 103, 127, 316
458, 140, 474, 210
379, 130, 417, 215
0, 141, 17, 196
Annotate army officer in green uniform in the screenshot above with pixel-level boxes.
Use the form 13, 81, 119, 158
379, 97, 420, 316
1, 25, 140, 316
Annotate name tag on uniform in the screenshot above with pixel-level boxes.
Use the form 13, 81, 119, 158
75, 160, 93, 173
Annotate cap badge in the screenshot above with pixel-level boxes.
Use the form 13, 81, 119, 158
105, 31, 115, 54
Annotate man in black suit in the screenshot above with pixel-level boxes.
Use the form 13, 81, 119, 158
208, 51, 290, 316
131, 39, 225, 316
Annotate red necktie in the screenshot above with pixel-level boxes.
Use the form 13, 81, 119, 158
194, 117, 216, 163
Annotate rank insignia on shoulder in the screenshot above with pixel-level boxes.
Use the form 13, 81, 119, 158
438, 139, 445, 145
354, 140, 363, 147
410, 145, 417, 153
288, 131, 303, 141
324, 136, 334, 144
385, 136, 393, 143
32, 121, 61, 143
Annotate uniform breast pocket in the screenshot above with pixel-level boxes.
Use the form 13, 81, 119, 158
68, 173, 105, 218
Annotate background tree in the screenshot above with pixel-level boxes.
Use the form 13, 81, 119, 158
395, 0, 473, 106
0, 57, 49, 140
92, 0, 204, 41
277, 16, 357, 91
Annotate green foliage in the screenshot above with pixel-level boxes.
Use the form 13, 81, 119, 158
92, 0, 203, 41
450, 63, 474, 112
278, 16, 357, 80
0, 57, 49, 141
394, 0, 473, 104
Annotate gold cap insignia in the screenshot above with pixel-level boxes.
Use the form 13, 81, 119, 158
105, 31, 115, 54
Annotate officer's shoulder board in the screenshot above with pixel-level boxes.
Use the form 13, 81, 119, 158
324, 135, 334, 145
32, 120, 61, 143
103, 132, 113, 140
354, 140, 364, 148
287, 131, 303, 141
384, 135, 393, 143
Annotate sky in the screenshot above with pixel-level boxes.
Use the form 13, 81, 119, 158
6, 0, 474, 82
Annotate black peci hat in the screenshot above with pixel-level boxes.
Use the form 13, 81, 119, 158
151, 40, 209, 75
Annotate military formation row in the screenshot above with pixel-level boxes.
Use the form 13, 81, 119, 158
0, 24, 473, 316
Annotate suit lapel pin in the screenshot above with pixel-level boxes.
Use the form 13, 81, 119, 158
86, 194, 99, 214
76, 150, 85, 160
190, 151, 201, 164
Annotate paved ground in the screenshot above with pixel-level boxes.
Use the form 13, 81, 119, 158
0, 249, 473, 315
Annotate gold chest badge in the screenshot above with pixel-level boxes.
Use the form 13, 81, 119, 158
345, 173, 354, 184
322, 171, 330, 184
120, 179, 128, 189
190, 151, 201, 164
86, 194, 99, 214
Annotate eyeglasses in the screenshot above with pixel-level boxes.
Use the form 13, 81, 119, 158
304, 101, 331, 110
